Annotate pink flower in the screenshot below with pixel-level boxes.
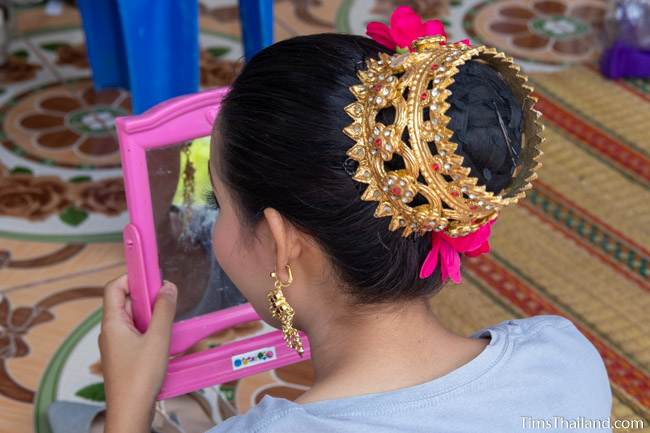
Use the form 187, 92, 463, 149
366, 6, 470, 52
419, 219, 496, 284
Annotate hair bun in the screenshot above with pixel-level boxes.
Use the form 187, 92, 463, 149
446, 60, 523, 193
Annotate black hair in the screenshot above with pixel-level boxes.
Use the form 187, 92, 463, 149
215, 33, 522, 304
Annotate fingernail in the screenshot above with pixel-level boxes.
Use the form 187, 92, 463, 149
161, 282, 177, 300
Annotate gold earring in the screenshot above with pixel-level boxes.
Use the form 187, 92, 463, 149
268, 264, 304, 357
180, 142, 195, 233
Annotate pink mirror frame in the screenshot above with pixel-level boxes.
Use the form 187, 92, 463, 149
116, 87, 310, 400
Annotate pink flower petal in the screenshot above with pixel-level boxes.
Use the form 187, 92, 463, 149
389, 6, 425, 48
456, 38, 471, 46
439, 240, 462, 284
422, 19, 447, 38
390, 5, 422, 29
442, 221, 493, 252
465, 240, 490, 257
440, 259, 448, 282
419, 233, 441, 279
366, 21, 397, 50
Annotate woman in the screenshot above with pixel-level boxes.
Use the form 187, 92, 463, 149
99, 8, 612, 433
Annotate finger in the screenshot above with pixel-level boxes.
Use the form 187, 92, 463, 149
146, 281, 177, 343
124, 297, 134, 322
103, 274, 129, 315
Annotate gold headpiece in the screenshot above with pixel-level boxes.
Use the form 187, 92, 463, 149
343, 36, 544, 238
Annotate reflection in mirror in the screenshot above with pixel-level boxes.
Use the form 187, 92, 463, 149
146, 137, 247, 322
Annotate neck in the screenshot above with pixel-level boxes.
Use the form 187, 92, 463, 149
297, 297, 484, 403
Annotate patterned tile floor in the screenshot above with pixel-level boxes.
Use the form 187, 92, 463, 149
1, 1, 649, 432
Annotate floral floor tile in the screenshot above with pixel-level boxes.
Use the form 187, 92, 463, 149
27, 29, 90, 82
1, 238, 123, 292
1, 266, 118, 431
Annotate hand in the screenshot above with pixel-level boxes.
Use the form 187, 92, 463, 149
99, 274, 177, 433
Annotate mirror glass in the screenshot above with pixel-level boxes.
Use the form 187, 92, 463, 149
145, 137, 247, 322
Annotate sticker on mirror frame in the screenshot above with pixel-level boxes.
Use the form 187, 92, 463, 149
231, 346, 277, 370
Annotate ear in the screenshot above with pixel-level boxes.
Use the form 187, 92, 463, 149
263, 208, 302, 280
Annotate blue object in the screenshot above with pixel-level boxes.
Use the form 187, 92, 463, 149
78, 0, 199, 114
78, 0, 272, 112
77, 0, 129, 89
238, 0, 274, 61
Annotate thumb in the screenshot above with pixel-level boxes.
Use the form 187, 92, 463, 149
147, 281, 177, 342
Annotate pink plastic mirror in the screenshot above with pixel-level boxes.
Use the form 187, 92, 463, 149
116, 87, 310, 400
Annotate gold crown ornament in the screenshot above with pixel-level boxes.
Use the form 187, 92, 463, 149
343, 36, 544, 238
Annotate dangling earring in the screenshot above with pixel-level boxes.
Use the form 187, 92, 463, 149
180, 141, 196, 233
268, 264, 304, 357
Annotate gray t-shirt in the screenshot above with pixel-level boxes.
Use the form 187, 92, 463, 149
208, 314, 613, 432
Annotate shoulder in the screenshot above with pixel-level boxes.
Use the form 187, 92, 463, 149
496, 314, 601, 359
493, 314, 607, 375
205, 396, 312, 433
486, 313, 576, 334
488, 314, 612, 414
